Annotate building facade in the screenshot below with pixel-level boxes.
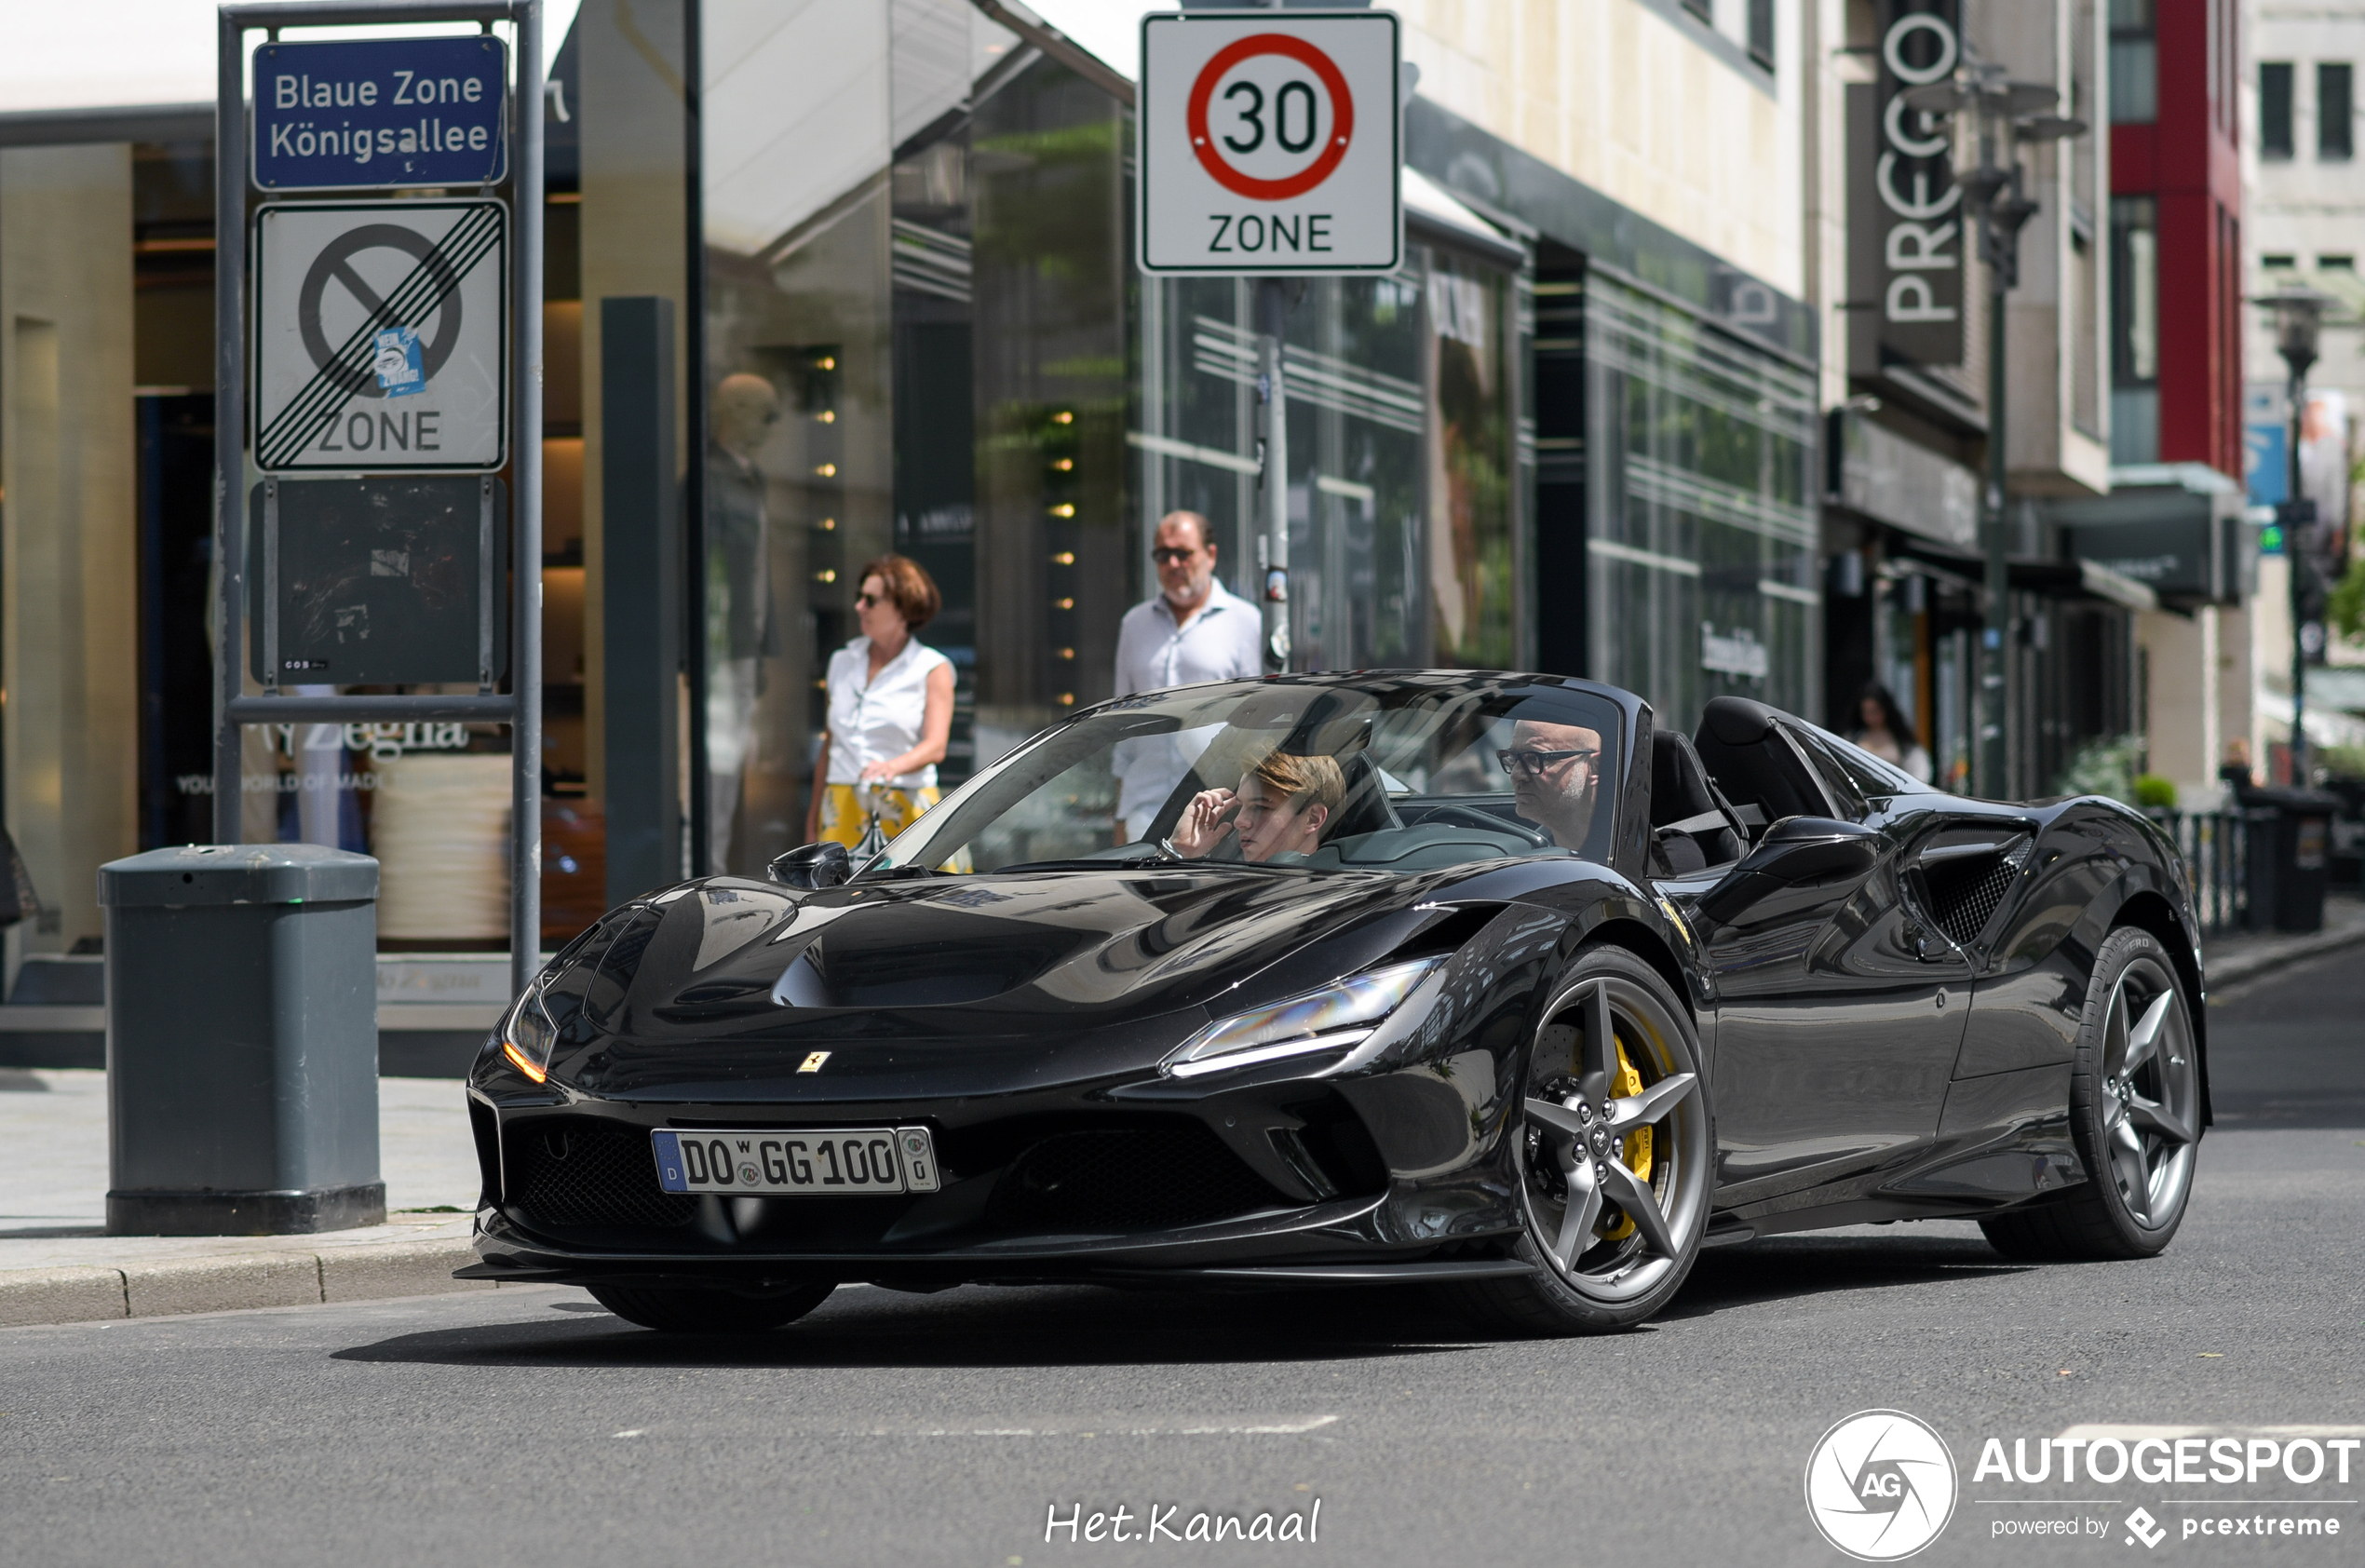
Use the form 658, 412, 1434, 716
2047, 0, 2254, 804
2243, 0, 2365, 779
0, 0, 1822, 991
1815, 0, 2143, 799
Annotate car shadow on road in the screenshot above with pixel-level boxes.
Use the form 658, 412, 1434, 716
1663, 1233, 2030, 1320
331, 1280, 1490, 1370
335, 1237, 2041, 1367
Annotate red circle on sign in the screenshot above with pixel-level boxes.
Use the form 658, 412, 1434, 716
1184, 34, 1356, 201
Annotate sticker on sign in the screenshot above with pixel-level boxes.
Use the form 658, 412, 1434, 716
252, 200, 508, 474
1138, 10, 1400, 275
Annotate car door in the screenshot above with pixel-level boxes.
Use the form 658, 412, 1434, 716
1687, 727, 1972, 1206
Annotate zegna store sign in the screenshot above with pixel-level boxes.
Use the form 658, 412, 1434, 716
1846, 0, 1966, 373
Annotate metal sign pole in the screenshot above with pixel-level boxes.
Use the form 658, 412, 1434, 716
1255, 277, 1289, 673
1252, 0, 1288, 677
1136, 5, 1400, 678
211, 7, 248, 848
508, 0, 544, 995
213, 0, 544, 994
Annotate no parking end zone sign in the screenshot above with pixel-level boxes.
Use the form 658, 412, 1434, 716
1139, 9, 1400, 275
252, 200, 509, 474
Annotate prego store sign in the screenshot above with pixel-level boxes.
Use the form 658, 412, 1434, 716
1846, 0, 1965, 372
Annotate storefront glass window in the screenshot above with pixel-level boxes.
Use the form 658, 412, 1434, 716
1135, 241, 1512, 678
1581, 276, 1818, 734
1425, 250, 1514, 669
966, 54, 1131, 777
697, 4, 1527, 874
697, 0, 923, 875
1293, 266, 1428, 671
700, 0, 1146, 874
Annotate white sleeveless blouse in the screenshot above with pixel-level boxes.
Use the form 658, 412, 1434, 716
825, 636, 950, 788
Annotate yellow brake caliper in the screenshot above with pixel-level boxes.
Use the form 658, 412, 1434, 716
1599, 1040, 1655, 1241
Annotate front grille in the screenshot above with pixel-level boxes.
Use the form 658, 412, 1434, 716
508, 1118, 696, 1231
989, 1122, 1288, 1234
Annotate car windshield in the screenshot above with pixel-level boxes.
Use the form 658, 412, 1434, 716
864, 675, 1626, 877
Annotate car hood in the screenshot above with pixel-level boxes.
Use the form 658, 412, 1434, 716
534, 866, 1465, 1097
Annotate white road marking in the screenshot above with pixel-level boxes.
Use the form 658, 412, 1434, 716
2057, 1425, 2365, 1440
879, 1414, 1341, 1438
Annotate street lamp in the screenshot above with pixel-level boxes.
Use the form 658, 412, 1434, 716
1902, 64, 2087, 800
2258, 285, 2329, 782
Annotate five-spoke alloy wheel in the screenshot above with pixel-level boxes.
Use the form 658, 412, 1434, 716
1981, 926, 2202, 1260
1453, 944, 1712, 1333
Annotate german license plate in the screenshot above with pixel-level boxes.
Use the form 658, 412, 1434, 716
652, 1128, 939, 1196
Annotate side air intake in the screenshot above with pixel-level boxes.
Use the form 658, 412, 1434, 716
1915, 837, 2034, 948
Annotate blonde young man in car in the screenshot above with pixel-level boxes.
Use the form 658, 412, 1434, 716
1170, 751, 1345, 864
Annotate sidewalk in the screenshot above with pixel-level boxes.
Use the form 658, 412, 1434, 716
0, 1070, 495, 1329
2202, 891, 2365, 993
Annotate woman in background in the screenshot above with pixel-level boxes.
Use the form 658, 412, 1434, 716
1851, 682, 1934, 784
806, 555, 956, 849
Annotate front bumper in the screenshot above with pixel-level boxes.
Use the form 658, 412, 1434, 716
464, 1056, 1525, 1290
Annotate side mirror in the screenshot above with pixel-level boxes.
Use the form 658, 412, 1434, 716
1696, 816, 1881, 926
768, 841, 851, 890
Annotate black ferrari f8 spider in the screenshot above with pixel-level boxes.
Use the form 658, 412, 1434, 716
462, 672, 2207, 1334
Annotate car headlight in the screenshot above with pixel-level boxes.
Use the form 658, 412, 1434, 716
1165, 958, 1442, 1078
499, 988, 559, 1084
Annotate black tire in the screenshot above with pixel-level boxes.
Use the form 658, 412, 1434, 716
588, 1282, 835, 1333
1980, 926, 2202, 1262
1450, 944, 1714, 1334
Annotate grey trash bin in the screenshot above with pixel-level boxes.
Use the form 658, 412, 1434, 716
98, 844, 383, 1235
2240, 788, 2342, 934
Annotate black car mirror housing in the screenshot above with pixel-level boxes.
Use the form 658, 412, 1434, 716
769, 841, 852, 890
1695, 816, 1881, 926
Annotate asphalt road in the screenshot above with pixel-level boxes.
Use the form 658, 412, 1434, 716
2, 953, 2359, 1568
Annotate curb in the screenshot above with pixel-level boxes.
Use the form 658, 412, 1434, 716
0, 1238, 490, 1330
2206, 926, 2365, 992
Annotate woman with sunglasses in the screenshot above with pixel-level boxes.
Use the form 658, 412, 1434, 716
806, 555, 956, 853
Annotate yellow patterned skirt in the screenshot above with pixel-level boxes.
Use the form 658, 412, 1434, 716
818, 782, 939, 848
817, 782, 973, 872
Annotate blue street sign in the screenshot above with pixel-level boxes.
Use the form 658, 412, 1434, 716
2246, 421, 2289, 506
252, 36, 508, 192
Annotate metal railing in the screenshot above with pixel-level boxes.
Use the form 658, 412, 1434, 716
2145, 806, 2269, 938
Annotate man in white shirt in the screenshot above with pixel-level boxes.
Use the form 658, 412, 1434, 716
1111, 510, 1265, 840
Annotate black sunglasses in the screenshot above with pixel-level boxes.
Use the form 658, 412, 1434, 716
1151, 547, 1203, 564
1497, 748, 1599, 777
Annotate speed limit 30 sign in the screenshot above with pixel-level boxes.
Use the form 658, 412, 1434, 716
1139, 10, 1400, 275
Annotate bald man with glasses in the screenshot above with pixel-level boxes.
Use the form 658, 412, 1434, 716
1501, 719, 1604, 851
1111, 510, 1264, 841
